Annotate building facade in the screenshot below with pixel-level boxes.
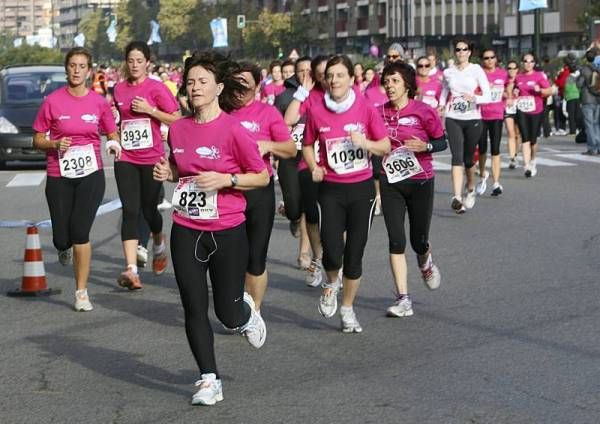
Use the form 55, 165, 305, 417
0, 0, 53, 38
55, 0, 119, 48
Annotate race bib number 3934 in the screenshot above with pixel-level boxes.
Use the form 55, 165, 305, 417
383, 147, 423, 183
172, 176, 219, 220
59, 144, 98, 179
325, 136, 368, 175
121, 118, 153, 150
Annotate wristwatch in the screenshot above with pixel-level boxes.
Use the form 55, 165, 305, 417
426, 143, 433, 152
230, 174, 238, 187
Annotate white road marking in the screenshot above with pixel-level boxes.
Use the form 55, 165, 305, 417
432, 161, 452, 171
556, 153, 600, 164
533, 157, 576, 167
6, 173, 46, 187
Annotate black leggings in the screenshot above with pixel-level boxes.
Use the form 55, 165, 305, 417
299, 168, 319, 225
277, 154, 302, 222
479, 119, 503, 156
445, 118, 483, 168
380, 176, 434, 255
516, 110, 544, 145
170, 222, 251, 377
45, 170, 105, 250
318, 179, 375, 280
114, 161, 163, 241
244, 178, 275, 276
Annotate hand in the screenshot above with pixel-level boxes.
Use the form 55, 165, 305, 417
106, 142, 121, 160
300, 73, 315, 92
533, 84, 541, 93
311, 166, 326, 182
437, 105, 445, 116
403, 136, 427, 152
462, 93, 475, 102
349, 131, 368, 150
506, 98, 515, 107
153, 157, 171, 182
257, 141, 271, 157
55, 137, 71, 152
131, 96, 153, 115
194, 171, 228, 191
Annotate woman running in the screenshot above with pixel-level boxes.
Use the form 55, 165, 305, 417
302, 55, 390, 333
153, 52, 268, 406
261, 60, 285, 105
231, 62, 295, 314
33, 47, 120, 311
113, 41, 180, 289
477, 48, 508, 196
415, 55, 443, 110
511, 53, 552, 178
439, 38, 491, 213
504, 60, 522, 169
378, 61, 446, 317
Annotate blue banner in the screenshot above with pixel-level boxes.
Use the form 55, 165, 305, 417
519, 0, 548, 12
147, 20, 162, 45
210, 18, 228, 48
106, 18, 117, 43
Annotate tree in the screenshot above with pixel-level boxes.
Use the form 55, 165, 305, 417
79, 9, 118, 61
115, 0, 159, 52
0, 45, 62, 66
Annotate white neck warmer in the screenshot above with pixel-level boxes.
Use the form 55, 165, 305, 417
324, 89, 356, 114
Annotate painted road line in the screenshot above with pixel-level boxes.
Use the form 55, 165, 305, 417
556, 153, 600, 164
432, 161, 452, 171
6, 173, 46, 187
532, 157, 576, 167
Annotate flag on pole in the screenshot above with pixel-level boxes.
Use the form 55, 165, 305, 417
519, 0, 548, 12
210, 18, 228, 48
147, 20, 162, 45
106, 18, 117, 43
74, 33, 85, 47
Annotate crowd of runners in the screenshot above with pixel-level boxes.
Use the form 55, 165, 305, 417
31, 37, 571, 405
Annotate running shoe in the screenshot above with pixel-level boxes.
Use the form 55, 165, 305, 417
241, 292, 266, 349
340, 306, 363, 333
490, 183, 503, 197
192, 374, 223, 406
508, 157, 517, 169
297, 252, 312, 270
289, 219, 301, 238
582, 150, 595, 156
58, 248, 72, 266
421, 263, 441, 290
117, 269, 143, 290
305, 258, 323, 287
74, 289, 93, 312
136, 245, 148, 268
318, 278, 341, 318
386, 295, 413, 317
530, 160, 538, 177
475, 172, 488, 195
374, 195, 382, 216
152, 236, 168, 275
451, 197, 466, 214
464, 190, 476, 209
524, 164, 532, 178
157, 199, 172, 211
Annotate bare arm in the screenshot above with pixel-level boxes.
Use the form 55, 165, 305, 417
259, 139, 297, 159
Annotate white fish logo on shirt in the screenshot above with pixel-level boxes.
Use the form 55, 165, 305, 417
425, 90, 436, 96
240, 121, 260, 132
397, 117, 419, 127
81, 114, 98, 124
343, 122, 365, 133
195, 146, 220, 159
494, 79, 504, 85
58, 115, 71, 120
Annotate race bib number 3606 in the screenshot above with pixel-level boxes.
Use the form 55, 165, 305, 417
383, 147, 423, 183
172, 176, 219, 220
325, 137, 368, 175
59, 144, 98, 179
121, 118, 153, 150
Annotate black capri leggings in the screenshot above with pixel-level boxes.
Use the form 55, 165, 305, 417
299, 168, 319, 225
380, 176, 434, 255
170, 222, 251, 377
45, 170, 105, 251
243, 177, 275, 276
445, 118, 483, 168
479, 119, 503, 156
114, 161, 163, 241
318, 179, 375, 280
277, 154, 302, 222
516, 110, 544, 145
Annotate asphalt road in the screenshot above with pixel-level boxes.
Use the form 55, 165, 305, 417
0, 135, 599, 424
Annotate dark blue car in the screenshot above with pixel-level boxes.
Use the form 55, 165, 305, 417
0, 65, 67, 168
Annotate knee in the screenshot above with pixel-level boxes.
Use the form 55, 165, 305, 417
389, 240, 406, 255
342, 261, 362, 280
216, 303, 248, 329
410, 236, 429, 256
247, 255, 266, 277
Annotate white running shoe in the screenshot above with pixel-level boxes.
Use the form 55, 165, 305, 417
58, 248, 72, 266
157, 199, 172, 211
305, 258, 323, 287
241, 292, 266, 348
451, 197, 466, 214
374, 195, 382, 216
74, 289, 93, 312
475, 172, 488, 195
464, 190, 476, 209
340, 306, 363, 333
318, 278, 341, 318
490, 183, 503, 197
136, 245, 148, 268
530, 160, 538, 177
386, 295, 413, 317
191, 374, 223, 406
508, 157, 517, 169
421, 263, 441, 290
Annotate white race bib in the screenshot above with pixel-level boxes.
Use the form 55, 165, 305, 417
59, 144, 98, 179
517, 96, 536, 113
505, 102, 517, 114
121, 118, 153, 150
292, 123, 305, 151
383, 147, 423, 183
325, 136, 368, 175
448, 96, 475, 114
421, 95, 439, 108
490, 85, 504, 102
172, 176, 219, 220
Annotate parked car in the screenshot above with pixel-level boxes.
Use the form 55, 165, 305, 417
0, 65, 67, 168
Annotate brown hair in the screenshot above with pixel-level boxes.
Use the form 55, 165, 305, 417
64, 47, 92, 70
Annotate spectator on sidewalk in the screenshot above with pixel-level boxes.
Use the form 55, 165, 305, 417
577, 48, 600, 155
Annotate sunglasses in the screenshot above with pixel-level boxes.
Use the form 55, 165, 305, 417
522, 60, 535, 64
417, 64, 431, 68
455, 47, 470, 52
507, 67, 518, 70
483, 56, 496, 60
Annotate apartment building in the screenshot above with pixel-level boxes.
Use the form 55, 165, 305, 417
55, 0, 119, 47
0, 0, 53, 38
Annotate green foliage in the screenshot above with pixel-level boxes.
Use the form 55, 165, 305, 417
0, 45, 63, 66
115, 0, 159, 52
79, 9, 118, 61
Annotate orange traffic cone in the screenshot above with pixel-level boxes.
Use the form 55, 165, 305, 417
7, 226, 61, 297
